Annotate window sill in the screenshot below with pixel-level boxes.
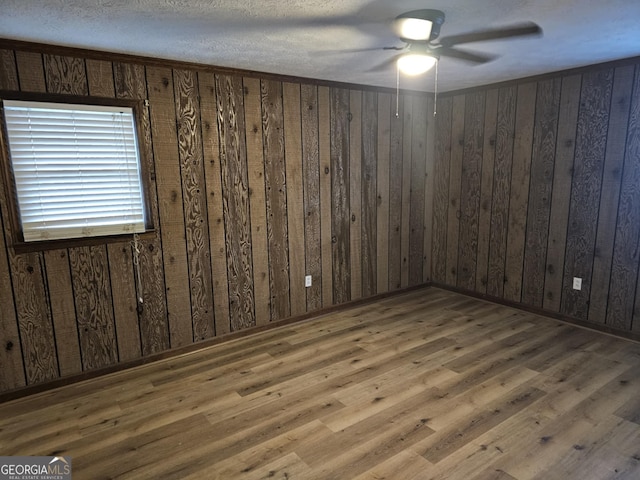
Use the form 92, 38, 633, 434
11, 229, 157, 254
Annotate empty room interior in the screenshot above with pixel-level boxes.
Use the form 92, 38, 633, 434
1, 0, 640, 478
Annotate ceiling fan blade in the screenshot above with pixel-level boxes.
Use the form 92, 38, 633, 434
438, 22, 541, 47
438, 47, 496, 64
367, 53, 404, 73
317, 45, 404, 56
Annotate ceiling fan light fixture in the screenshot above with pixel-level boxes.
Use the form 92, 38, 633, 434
394, 9, 446, 42
396, 18, 432, 41
397, 53, 437, 76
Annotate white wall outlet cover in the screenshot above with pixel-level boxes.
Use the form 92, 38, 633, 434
573, 277, 582, 290
305, 275, 312, 287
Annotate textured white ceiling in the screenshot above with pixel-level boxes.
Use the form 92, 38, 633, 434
1, 0, 640, 92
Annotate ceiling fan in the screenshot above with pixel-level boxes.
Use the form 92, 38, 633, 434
369, 9, 542, 75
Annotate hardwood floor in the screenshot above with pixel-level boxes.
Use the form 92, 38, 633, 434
1, 287, 639, 479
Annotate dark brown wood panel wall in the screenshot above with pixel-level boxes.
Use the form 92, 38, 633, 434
243, 76, 270, 327
388, 95, 405, 290
174, 69, 216, 341
456, 91, 485, 291
475, 88, 499, 293
607, 66, 640, 332
330, 88, 351, 304
376, 93, 391, 293
147, 66, 192, 347
521, 79, 561, 308
261, 79, 291, 321
283, 82, 306, 317
114, 62, 170, 356
588, 66, 635, 325
543, 75, 581, 312
349, 90, 363, 300
446, 95, 466, 286
431, 97, 452, 285
300, 84, 322, 311
486, 86, 516, 298
215, 74, 255, 331
408, 96, 428, 286
560, 70, 613, 320
0, 42, 432, 395
433, 61, 640, 338
361, 91, 377, 298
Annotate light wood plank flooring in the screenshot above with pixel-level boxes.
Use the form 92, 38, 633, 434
1, 287, 639, 479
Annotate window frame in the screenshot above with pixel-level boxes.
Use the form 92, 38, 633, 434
0, 90, 155, 251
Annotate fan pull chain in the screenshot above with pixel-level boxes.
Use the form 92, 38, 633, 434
132, 233, 144, 312
395, 63, 400, 118
433, 59, 439, 117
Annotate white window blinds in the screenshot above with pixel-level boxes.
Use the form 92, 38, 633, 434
3, 100, 146, 242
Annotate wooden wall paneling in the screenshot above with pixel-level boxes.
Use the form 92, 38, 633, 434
431, 97, 452, 284
146, 66, 192, 347
423, 97, 436, 283
174, 69, 215, 341
589, 66, 634, 324
86, 59, 115, 97
283, 82, 306, 315
199, 72, 231, 336
300, 84, 322, 311
261, 79, 291, 320
215, 74, 256, 330
376, 92, 391, 293
330, 88, 351, 304
503, 82, 536, 303
318, 86, 333, 307
114, 62, 170, 354
635, 268, 640, 333
361, 90, 377, 297
105, 243, 142, 362
43, 54, 88, 95
457, 91, 485, 290
45, 54, 103, 372
8, 253, 58, 384
242, 77, 270, 326
487, 86, 517, 298
349, 90, 363, 300
86, 59, 141, 362
45, 60, 99, 382
43, 250, 83, 375
475, 89, 499, 293
0, 48, 25, 390
521, 78, 562, 308
15, 51, 46, 92
388, 94, 404, 290
606, 66, 640, 331
0, 213, 25, 391
12, 49, 59, 384
408, 95, 427, 286
400, 95, 412, 287
543, 75, 582, 312
0, 49, 18, 88
446, 95, 466, 286
43, 53, 87, 94
561, 69, 614, 320
69, 246, 117, 370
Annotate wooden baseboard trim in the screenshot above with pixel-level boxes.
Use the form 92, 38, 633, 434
0, 284, 429, 404
431, 282, 640, 343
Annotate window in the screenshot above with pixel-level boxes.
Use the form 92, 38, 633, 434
2, 98, 148, 243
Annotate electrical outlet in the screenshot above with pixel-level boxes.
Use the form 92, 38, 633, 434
573, 277, 582, 290
305, 275, 312, 288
